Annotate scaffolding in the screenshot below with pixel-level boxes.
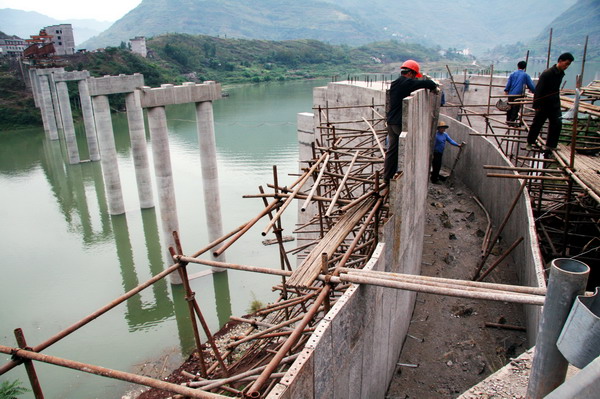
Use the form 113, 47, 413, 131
443, 53, 600, 283
3, 65, 597, 397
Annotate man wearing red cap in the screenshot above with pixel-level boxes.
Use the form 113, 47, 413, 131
384, 60, 438, 182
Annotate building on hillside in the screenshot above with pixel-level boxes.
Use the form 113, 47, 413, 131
130, 36, 147, 57
0, 36, 26, 57
44, 24, 75, 55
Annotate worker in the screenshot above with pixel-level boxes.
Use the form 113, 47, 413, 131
504, 60, 535, 126
384, 60, 439, 183
431, 121, 463, 184
526, 52, 575, 151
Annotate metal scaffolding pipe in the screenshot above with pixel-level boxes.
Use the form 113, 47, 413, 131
337, 273, 545, 305
526, 258, 590, 399
545, 354, 600, 399
0, 345, 226, 399
0, 262, 181, 376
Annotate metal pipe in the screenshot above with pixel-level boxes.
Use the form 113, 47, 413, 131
0, 346, 226, 399
0, 262, 181, 375
545, 354, 600, 399
189, 354, 299, 390
246, 286, 331, 396
476, 236, 524, 281
526, 258, 590, 399
337, 273, 545, 305
14, 329, 44, 399
473, 180, 527, 280
344, 267, 545, 296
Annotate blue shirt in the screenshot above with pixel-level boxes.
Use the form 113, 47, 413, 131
504, 69, 535, 95
433, 131, 459, 153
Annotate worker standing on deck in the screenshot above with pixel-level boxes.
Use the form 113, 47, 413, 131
504, 61, 535, 126
384, 60, 438, 183
431, 121, 462, 184
526, 52, 574, 151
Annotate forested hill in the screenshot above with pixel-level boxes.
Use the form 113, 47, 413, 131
531, 0, 599, 59
1, 34, 464, 129
485, 0, 599, 61
81, 0, 576, 55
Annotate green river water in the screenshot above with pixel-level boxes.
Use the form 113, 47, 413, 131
0, 78, 330, 398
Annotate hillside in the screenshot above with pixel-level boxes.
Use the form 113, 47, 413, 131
0, 34, 465, 129
484, 0, 599, 61
531, 0, 599, 60
80, 0, 576, 55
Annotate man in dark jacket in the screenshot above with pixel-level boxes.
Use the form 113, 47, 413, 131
526, 52, 574, 151
384, 60, 438, 182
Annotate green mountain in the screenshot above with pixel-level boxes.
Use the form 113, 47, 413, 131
485, 0, 599, 61
81, 0, 577, 55
531, 0, 599, 60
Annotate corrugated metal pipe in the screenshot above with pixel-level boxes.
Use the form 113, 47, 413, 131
526, 258, 590, 398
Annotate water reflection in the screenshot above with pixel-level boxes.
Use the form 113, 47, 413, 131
111, 211, 174, 332
40, 139, 113, 244
213, 271, 233, 328
0, 79, 324, 398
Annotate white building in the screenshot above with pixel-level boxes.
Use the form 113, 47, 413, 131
0, 36, 26, 57
130, 36, 147, 58
44, 24, 75, 55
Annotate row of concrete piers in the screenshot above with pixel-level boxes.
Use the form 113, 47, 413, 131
28, 68, 227, 280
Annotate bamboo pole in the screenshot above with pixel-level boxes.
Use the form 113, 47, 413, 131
301, 153, 330, 212
325, 150, 359, 217
213, 199, 280, 257
263, 153, 327, 236
362, 117, 386, 156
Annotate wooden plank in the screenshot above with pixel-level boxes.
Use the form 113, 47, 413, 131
554, 144, 600, 197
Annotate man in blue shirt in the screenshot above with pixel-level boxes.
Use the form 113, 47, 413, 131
504, 61, 535, 126
431, 121, 463, 184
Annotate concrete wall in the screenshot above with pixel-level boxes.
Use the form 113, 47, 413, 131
437, 114, 545, 343
439, 73, 545, 343
272, 82, 437, 398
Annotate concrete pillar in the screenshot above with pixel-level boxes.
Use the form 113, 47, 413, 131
78, 79, 100, 161
125, 92, 154, 209
196, 100, 226, 269
56, 81, 81, 164
29, 69, 40, 108
92, 95, 125, 215
147, 106, 182, 284
38, 75, 59, 140
527, 258, 590, 398
47, 73, 64, 131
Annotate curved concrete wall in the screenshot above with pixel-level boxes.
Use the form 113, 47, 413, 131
274, 80, 544, 398
437, 113, 546, 343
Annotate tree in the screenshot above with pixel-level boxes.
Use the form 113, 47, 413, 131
0, 380, 30, 399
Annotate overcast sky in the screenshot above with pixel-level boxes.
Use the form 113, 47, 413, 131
0, 0, 142, 21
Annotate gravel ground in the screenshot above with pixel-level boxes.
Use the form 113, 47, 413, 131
385, 176, 529, 399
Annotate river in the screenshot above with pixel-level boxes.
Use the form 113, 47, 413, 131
0, 78, 330, 398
